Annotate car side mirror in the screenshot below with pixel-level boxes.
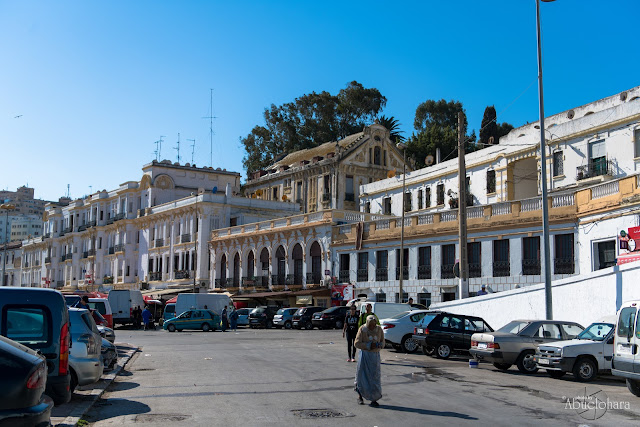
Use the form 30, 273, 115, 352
607, 336, 614, 345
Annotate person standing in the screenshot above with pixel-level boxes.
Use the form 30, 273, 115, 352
354, 315, 384, 406
358, 304, 380, 328
343, 305, 359, 362
229, 306, 238, 331
142, 306, 152, 330
221, 305, 228, 332
477, 285, 488, 296
133, 306, 142, 329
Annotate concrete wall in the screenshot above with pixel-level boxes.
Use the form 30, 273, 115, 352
430, 261, 640, 330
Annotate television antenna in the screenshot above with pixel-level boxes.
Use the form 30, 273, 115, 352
187, 139, 196, 164
154, 136, 165, 161
201, 89, 217, 167
175, 133, 181, 163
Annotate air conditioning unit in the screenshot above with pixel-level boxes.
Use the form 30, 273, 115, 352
320, 279, 325, 286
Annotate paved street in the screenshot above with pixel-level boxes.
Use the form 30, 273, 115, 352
83, 327, 640, 427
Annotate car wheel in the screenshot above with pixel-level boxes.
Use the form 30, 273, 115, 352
284, 321, 292, 329
305, 322, 313, 330
627, 379, 640, 397
202, 323, 211, 332
70, 369, 78, 393
401, 335, 419, 353
573, 357, 597, 382
547, 370, 566, 379
436, 343, 452, 359
167, 324, 176, 332
335, 320, 343, 330
493, 363, 512, 371
516, 351, 538, 374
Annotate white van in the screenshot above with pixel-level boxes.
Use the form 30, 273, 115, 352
108, 290, 145, 325
612, 300, 640, 397
175, 293, 232, 318
359, 302, 413, 321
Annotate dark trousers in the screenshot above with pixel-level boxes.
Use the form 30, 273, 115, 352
346, 330, 357, 359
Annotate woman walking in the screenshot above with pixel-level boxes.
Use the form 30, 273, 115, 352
354, 315, 384, 407
343, 305, 359, 362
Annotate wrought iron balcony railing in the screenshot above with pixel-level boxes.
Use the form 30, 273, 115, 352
306, 272, 322, 285
468, 262, 482, 278
149, 272, 162, 281
181, 234, 191, 243
554, 258, 575, 275
395, 266, 409, 281
576, 159, 614, 181
357, 269, 368, 282
339, 270, 350, 283
493, 261, 510, 277
522, 259, 541, 276
441, 264, 455, 279
375, 268, 388, 281
417, 265, 431, 280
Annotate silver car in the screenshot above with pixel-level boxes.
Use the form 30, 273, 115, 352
272, 308, 298, 329
97, 325, 115, 343
469, 319, 584, 374
68, 308, 104, 391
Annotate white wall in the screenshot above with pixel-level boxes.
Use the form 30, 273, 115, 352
431, 261, 640, 329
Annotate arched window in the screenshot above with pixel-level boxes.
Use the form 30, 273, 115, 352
374, 147, 381, 165
292, 244, 303, 285
309, 242, 322, 284
220, 254, 227, 285
233, 253, 240, 286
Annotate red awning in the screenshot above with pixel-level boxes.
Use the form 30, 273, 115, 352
617, 252, 640, 265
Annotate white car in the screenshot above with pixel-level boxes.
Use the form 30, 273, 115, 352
381, 310, 431, 353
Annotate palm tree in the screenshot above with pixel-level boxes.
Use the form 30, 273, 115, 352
377, 115, 405, 142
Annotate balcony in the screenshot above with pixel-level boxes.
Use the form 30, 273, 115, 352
576, 159, 613, 181
108, 247, 115, 255
241, 277, 256, 287
82, 251, 89, 259
441, 264, 455, 279
175, 270, 190, 279
106, 216, 115, 225
339, 270, 350, 283
345, 193, 355, 202
468, 262, 482, 278
522, 259, 541, 276
24, 262, 29, 268
375, 268, 388, 281
395, 266, 409, 281
114, 244, 124, 253
44, 257, 51, 264
306, 272, 322, 285
87, 249, 95, 257
43, 233, 51, 239
493, 261, 510, 277
181, 234, 191, 243
322, 192, 331, 203
154, 239, 164, 248
554, 258, 575, 275
78, 224, 89, 232
149, 272, 162, 281
357, 269, 368, 282
417, 265, 431, 280
113, 213, 125, 222
258, 276, 269, 288
138, 208, 146, 217
103, 276, 114, 284
271, 274, 286, 286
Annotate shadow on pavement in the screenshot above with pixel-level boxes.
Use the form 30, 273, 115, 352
110, 381, 140, 391
84, 398, 151, 422
376, 404, 478, 420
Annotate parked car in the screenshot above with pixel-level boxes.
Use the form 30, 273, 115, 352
64, 294, 82, 307
0, 288, 72, 405
534, 317, 615, 381
68, 308, 104, 392
236, 308, 251, 327
0, 335, 53, 427
162, 303, 177, 324
292, 306, 325, 330
312, 306, 349, 329
381, 310, 431, 353
249, 306, 279, 329
108, 289, 145, 326
88, 298, 114, 328
101, 338, 118, 371
470, 319, 584, 374
359, 302, 413, 321
272, 308, 298, 329
97, 325, 116, 343
175, 294, 233, 319
612, 300, 640, 397
413, 311, 493, 358
163, 309, 221, 332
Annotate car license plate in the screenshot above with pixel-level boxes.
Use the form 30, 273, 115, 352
538, 358, 550, 365
478, 343, 487, 349
417, 328, 424, 334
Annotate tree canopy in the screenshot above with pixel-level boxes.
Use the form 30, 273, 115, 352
241, 81, 386, 174
479, 105, 514, 146
405, 99, 476, 169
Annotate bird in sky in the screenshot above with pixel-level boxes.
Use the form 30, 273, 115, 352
14, 115, 22, 118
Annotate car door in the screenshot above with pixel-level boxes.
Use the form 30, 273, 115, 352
435, 315, 464, 350
531, 323, 563, 347
615, 305, 637, 373
463, 318, 485, 349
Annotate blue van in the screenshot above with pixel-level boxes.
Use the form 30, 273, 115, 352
0, 288, 72, 405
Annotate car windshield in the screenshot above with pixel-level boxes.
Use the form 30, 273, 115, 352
251, 308, 264, 314
276, 309, 286, 315
577, 323, 614, 341
418, 314, 438, 327
389, 311, 411, 320
497, 321, 531, 335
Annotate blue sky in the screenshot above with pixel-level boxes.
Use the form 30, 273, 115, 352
1, 1, 638, 201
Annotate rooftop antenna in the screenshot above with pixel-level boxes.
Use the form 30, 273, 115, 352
187, 138, 196, 164
201, 88, 217, 167
89, 185, 93, 195
66, 184, 70, 198
175, 133, 181, 163
154, 135, 165, 161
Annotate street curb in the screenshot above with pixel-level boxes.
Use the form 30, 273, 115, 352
55, 344, 140, 427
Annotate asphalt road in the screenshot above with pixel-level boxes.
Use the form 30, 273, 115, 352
83, 327, 640, 426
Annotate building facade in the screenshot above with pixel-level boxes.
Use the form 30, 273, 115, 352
10, 215, 43, 241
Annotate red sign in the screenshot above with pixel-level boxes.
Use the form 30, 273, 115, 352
331, 284, 354, 306
628, 226, 640, 240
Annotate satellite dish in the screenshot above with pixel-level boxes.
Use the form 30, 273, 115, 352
387, 170, 396, 179
212, 186, 218, 194
425, 155, 434, 166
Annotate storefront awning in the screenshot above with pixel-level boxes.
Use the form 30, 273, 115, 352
617, 252, 640, 265
141, 287, 192, 297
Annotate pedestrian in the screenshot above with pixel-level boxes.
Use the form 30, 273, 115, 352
142, 306, 153, 330
408, 297, 414, 306
133, 306, 142, 329
221, 305, 228, 332
343, 305, 359, 362
76, 295, 90, 309
229, 306, 238, 331
477, 285, 488, 296
358, 304, 380, 328
354, 315, 384, 407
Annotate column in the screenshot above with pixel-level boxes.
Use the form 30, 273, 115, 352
481, 240, 492, 278
510, 237, 522, 277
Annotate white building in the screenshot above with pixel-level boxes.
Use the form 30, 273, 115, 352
10, 215, 43, 241
20, 160, 299, 290
1, 242, 21, 286
331, 86, 640, 305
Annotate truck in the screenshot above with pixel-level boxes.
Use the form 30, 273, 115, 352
175, 293, 232, 319
533, 316, 615, 382
108, 289, 145, 325
612, 300, 640, 397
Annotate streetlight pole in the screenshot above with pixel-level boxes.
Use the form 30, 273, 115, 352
192, 192, 198, 294
397, 141, 407, 303
537, 0, 555, 319
1, 203, 16, 286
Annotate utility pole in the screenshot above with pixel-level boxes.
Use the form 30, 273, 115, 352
457, 112, 469, 299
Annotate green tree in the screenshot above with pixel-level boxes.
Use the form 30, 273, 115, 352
241, 81, 386, 174
406, 99, 476, 169
377, 115, 404, 142
479, 105, 514, 145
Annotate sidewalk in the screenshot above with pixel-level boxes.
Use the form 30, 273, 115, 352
51, 343, 139, 427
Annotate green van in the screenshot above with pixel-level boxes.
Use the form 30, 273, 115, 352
0, 288, 72, 405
